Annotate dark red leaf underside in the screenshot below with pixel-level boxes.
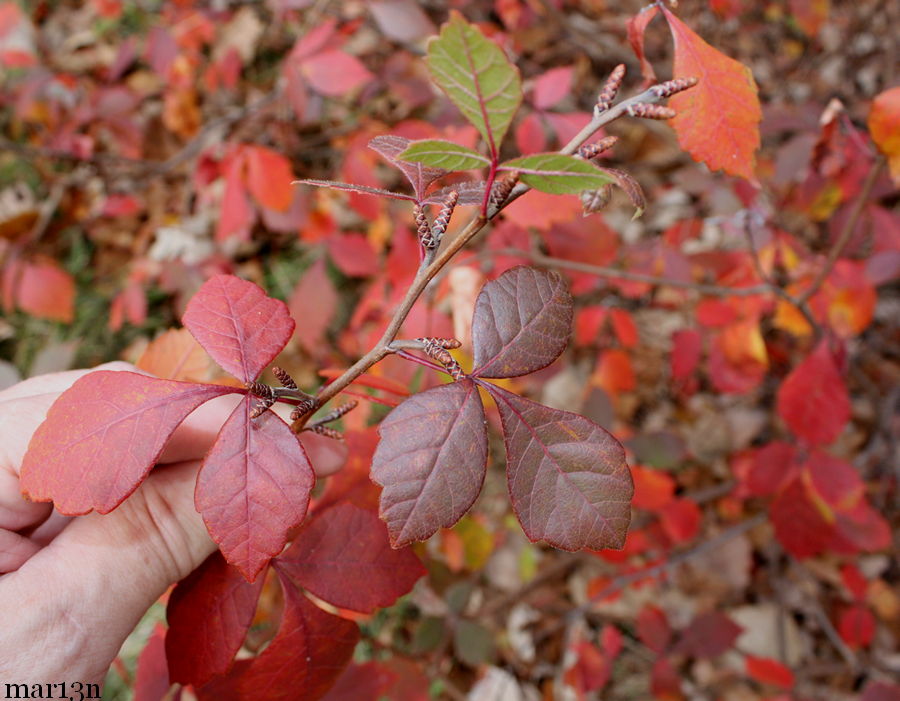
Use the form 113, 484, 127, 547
275, 502, 426, 613
472, 266, 573, 378
486, 384, 632, 551
182, 274, 295, 384
201, 573, 359, 701
165, 551, 265, 686
369, 135, 448, 199
20, 370, 236, 515
298, 178, 417, 202
195, 397, 315, 582
371, 379, 489, 547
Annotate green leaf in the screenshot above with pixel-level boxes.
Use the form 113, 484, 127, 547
500, 153, 616, 194
426, 12, 522, 154
398, 140, 490, 171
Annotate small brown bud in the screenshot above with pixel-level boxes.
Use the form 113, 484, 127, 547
578, 136, 619, 160
313, 400, 359, 426
246, 381, 276, 401
419, 337, 465, 381
414, 203, 431, 245
250, 396, 276, 419
649, 76, 698, 99
272, 366, 297, 390
427, 190, 458, 248
415, 337, 462, 350
595, 64, 626, 114
581, 185, 613, 215
489, 173, 519, 210
627, 103, 677, 120
290, 398, 317, 422
310, 425, 343, 441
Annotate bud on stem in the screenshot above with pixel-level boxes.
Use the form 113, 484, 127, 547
578, 136, 619, 160
595, 64, 626, 115
627, 103, 677, 120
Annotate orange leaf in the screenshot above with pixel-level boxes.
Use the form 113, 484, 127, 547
244, 145, 294, 212
868, 86, 900, 184
661, 6, 761, 181
631, 465, 675, 510
593, 349, 635, 396
136, 328, 221, 383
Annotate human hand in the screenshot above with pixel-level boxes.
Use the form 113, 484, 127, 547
0, 362, 325, 685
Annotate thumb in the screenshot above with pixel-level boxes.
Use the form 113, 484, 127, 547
0, 460, 215, 682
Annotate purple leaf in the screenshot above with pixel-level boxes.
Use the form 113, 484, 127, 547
195, 397, 315, 582
369, 135, 448, 199
371, 379, 488, 547
485, 383, 632, 551
296, 178, 418, 202
182, 275, 294, 384
472, 266, 573, 378
166, 552, 265, 685
275, 502, 426, 613
597, 166, 646, 217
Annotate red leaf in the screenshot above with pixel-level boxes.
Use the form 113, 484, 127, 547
371, 380, 487, 546
326, 233, 380, 278
610, 308, 638, 347
746, 442, 799, 496
487, 383, 633, 551
207, 574, 360, 700
6, 258, 75, 323
275, 502, 425, 612
134, 624, 170, 701
745, 656, 795, 689
659, 497, 701, 544
837, 605, 876, 649
776, 341, 850, 445
183, 274, 295, 384
165, 552, 265, 685
832, 500, 891, 553
195, 398, 314, 581
565, 640, 610, 694
671, 328, 702, 382
302, 50, 373, 97
532, 66, 573, 110
20, 371, 235, 515
244, 145, 294, 212
289, 259, 337, 353
770, 477, 831, 559
661, 6, 762, 180
626, 5, 660, 84
472, 266, 574, 378
637, 605, 672, 653
216, 157, 255, 241
515, 111, 548, 154
674, 611, 742, 658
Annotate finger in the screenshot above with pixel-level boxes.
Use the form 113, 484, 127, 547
158, 393, 243, 464
0, 458, 215, 681
0, 363, 135, 533
0, 529, 41, 574
0, 362, 135, 471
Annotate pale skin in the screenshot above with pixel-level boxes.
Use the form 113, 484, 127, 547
0, 363, 335, 684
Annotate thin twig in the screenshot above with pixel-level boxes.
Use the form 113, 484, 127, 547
740, 214, 821, 336
492, 248, 773, 297
296, 82, 675, 429
797, 157, 885, 306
